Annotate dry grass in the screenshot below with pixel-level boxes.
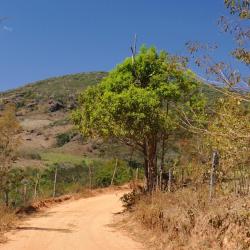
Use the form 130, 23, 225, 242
0, 206, 17, 243
119, 188, 250, 250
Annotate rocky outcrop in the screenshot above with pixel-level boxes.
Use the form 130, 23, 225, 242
48, 100, 65, 112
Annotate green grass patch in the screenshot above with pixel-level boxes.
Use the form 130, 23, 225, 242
40, 152, 84, 165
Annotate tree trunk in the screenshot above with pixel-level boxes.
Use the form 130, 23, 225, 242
143, 142, 149, 189
145, 136, 157, 193
159, 136, 165, 190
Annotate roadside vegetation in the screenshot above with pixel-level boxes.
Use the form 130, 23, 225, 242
121, 189, 249, 250
0, 156, 137, 209
0, 105, 139, 239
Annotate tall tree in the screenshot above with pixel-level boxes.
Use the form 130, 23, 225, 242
0, 105, 21, 206
73, 47, 204, 192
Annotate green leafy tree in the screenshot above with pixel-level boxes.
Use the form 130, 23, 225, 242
73, 47, 204, 192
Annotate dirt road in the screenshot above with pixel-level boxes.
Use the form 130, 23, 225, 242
0, 192, 143, 250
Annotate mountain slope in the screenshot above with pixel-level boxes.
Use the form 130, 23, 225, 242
0, 71, 220, 170
0, 72, 107, 113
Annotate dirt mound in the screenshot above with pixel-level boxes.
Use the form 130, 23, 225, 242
17, 195, 72, 215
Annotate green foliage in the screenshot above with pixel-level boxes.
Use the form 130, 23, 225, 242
40, 152, 84, 165
0, 158, 136, 207
94, 160, 132, 187
73, 47, 204, 141
40, 163, 89, 196
73, 46, 205, 191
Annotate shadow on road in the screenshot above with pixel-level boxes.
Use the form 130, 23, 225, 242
16, 227, 73, 233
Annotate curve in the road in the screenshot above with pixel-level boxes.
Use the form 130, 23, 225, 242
0, 192, 143, 250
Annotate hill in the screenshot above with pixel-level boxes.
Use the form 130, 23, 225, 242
0, 72, 107, 114
0, 72, 134, 173
0, 71, 220, 166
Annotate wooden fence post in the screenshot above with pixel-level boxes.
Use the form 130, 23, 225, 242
23, 182, 27, 204
53, 166, 58, 198
209, 151, 219, 201
88, 163, 92, 189
168, 168, 172, 192
110, 158, 118, 186
135, 167, 139, 182
34, 173, 40, 199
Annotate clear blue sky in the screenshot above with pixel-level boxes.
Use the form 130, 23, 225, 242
0, 0, 236, 91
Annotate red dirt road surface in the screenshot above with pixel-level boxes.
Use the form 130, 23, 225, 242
0, 192, 144, 250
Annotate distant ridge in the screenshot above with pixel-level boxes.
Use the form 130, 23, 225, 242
1, 71, 107, 94
0, 72, 108, 112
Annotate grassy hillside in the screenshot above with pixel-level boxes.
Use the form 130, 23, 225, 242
0, 72, 107, 112
19, 71, 107, 99
0, 71, 220, 113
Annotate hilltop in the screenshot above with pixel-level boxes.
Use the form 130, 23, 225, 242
0, 72, 107, 114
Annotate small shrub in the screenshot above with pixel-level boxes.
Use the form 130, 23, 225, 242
16, 101, 25, 109
120, 187, 144, 209
56, 131, 77, 147
0, 206, 16, 242
18, 150, 41, 160
28, 152, 42, 160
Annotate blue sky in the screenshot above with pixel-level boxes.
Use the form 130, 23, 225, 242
0, 0, 238, 91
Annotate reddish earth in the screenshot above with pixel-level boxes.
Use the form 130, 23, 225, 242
0, 192, 144, 250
